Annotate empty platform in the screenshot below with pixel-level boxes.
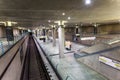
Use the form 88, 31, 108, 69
35, 36, 108, 80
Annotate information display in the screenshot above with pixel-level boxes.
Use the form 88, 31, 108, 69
99, 56, 120, 70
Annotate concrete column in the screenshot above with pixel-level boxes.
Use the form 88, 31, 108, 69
39, 30, 42, 36
80, 24, 83, 37
94, 24, 98, 35
39, 30, 41, 36
55, 20, 67, 58
75, 25, 79, 34
42, 29, 46, 36
78, 27, 81, 34
58, 25, 65, 58
0, 26, 6, 38
0, 26, 3, 37
52, 27, 56, 46
78, 28, 82, 41
35, 30, 37, 37
46, 29, 49, 42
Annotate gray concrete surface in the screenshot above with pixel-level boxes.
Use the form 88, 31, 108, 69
36, 36, 108, 80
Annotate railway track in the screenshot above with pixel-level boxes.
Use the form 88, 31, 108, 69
21, 35, 50, 80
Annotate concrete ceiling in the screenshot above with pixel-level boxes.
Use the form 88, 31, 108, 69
0, 0, 120, 27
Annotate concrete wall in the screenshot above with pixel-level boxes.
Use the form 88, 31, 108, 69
0, 26, 6, 38
65, 27, 75, 41
98, 24, 120, 34
81, 24, 120, 35
82, 26, 94, 34
0, 26, 2, 37
13, 28, 20, 36
77, 48, 120, 80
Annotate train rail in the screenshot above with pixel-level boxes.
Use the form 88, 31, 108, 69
21, 35, 51, 80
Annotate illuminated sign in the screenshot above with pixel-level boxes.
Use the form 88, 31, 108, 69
99, 56, 120, 70
80, 37, 96, 40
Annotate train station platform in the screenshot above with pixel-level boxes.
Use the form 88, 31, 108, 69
1, 34, 119, 80
35, 36, 108, 80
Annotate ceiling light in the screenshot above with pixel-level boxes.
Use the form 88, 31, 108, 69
85, 0, 91, 5
68, 17, 71, 20
62, 13, 65, 16
48, 20, 51, 23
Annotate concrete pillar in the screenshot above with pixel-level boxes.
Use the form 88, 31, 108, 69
80, 24, 83, 37
35, 30, 37, 37
52, 27, 56, 47
75, 25, 79, 34
58, 25, 65, 58
46, 29, 49, 42
42, 28, 46, 42
94, 24, 98, 35
78, 27, 81, 34
37, 29, 40, 36
39, 30, 41, 36
42, 29, 46, 36
5, 21, 14, 41
55, 20, 67, 58
0, 26, 6, 38
79, 27, 82, 35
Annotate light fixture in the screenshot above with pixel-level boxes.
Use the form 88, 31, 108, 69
68, 17, 71, 20
85, 0, 91, 5
54, 20, 67, 26
62, 13, 65, 16
48, 20, 51, 23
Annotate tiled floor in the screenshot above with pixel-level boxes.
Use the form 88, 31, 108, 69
36, 37, 108, 80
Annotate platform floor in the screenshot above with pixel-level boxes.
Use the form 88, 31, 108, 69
36, 37, 108, 80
